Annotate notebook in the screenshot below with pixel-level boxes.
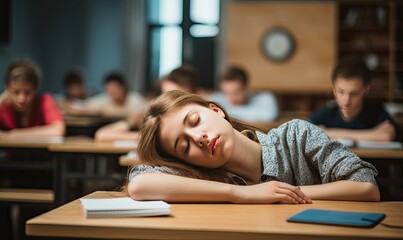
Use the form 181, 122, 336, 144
287, 209, 386, 228
335, 138, 403, 150
80, 197, 171, 218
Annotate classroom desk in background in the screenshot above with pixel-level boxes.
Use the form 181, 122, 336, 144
47, 140, 134, 204
64, 114, 123, 137
26, 191, 403, 240
352, 148, 403, 159
0, 137, 135, 205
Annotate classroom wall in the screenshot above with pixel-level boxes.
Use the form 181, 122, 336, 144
0, 0, 124, 94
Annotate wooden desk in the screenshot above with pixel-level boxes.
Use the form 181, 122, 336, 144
48, 141, 133, 204
352, 148, 403, 159
0, 136, 64, 148
26, 191, 403, 240
1, 137, 134, 205
48, 141, 133, 154
64, 115, 122, 137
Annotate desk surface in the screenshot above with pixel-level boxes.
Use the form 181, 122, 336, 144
26, 191, 403, 240
48, 141, 133, 154
0, 137, 64, 148
0, 137, 134, 154
64, 115, 121, 127
352, 148, 403, 159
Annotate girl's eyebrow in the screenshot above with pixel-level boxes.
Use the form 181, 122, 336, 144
173, 110, 193, 154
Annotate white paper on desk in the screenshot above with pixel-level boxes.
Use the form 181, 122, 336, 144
80, 197, 171, 218
334, 138, 403, 150
113, 140, 138, 148
334, 138, 355, 147
356, 141, 403, 149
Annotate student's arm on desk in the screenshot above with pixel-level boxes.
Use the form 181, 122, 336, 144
0, 122, 65, 139
300, 180, 380, 202
128, 173, 311, 204
320, 120, 396, 141
95, 120, 140, 142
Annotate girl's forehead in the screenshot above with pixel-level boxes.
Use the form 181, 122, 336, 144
8, 80, 35, 89
168, 104, 200, 114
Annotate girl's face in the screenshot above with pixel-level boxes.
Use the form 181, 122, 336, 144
7, 80, 36, 112
159, 104, 235, 168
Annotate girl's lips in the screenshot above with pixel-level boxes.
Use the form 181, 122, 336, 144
209, 137, 220, 155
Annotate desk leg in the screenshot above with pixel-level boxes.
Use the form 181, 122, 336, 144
53, 154, 66, 206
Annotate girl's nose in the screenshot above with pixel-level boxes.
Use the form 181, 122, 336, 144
196, 133, 209, 147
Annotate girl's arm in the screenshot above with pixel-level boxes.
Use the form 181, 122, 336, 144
293, 120, 380, 201
300, 180, 380, 201
95, 120, 139, 142
128, 173, 311, 204
2, 122, 65, 139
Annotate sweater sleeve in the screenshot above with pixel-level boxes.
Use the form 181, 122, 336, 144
290, 119, 378, 185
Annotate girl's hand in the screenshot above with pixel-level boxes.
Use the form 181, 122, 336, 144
232, 181, 312, 204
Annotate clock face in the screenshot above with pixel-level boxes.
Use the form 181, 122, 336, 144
261, 27, 296, 62
364, 53, 379, 70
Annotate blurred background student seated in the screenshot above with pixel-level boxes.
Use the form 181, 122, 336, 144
63, 72, 146, 119
57, 69, 91, 111
309, 56, 401, 142
0, 59, 65, 139
208, 65, 279, 123
95, 65, 200, 142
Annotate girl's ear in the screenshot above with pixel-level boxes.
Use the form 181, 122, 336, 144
208, 103, 225, 118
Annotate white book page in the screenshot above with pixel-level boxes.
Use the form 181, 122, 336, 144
356, 141, 403, 149
334, 138, 355, 147
80, 197, 171, 211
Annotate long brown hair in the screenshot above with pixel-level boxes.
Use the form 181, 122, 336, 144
125, 90, 263, 190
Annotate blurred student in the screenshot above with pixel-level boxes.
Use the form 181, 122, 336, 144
95, 65, 199, 142
159, 64, 199, 94
58, 69, 88, 111
65, 72, 146, 119
63, 69, 87, 101
208, 65, 279, 122
0, 59, 65, 139
309, 56, 400, 141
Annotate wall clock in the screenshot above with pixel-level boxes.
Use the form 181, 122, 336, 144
261, 27, 296, 62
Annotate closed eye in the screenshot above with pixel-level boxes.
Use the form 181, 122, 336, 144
184, 139, 190, 155
193, 116, 200, 127
188, 112, 200, 127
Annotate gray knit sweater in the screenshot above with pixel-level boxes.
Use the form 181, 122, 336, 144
129, 119, 377, 186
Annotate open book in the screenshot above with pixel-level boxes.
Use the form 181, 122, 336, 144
80, 197, 171, 218
335, 138, 403, 150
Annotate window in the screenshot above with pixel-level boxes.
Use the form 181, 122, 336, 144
146, 0, 220, 91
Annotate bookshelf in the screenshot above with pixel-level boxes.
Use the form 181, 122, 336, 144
395, 2, 403, 101
338, 0, 403, 103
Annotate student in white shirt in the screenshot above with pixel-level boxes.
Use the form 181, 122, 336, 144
209, 65, 279, 122
65, 72, 146, 119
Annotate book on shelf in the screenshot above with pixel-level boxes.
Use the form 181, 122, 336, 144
80, 197, 171, 218
335, 138, 403, 150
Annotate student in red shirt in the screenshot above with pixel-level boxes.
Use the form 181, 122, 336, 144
0, 59, 65, 139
